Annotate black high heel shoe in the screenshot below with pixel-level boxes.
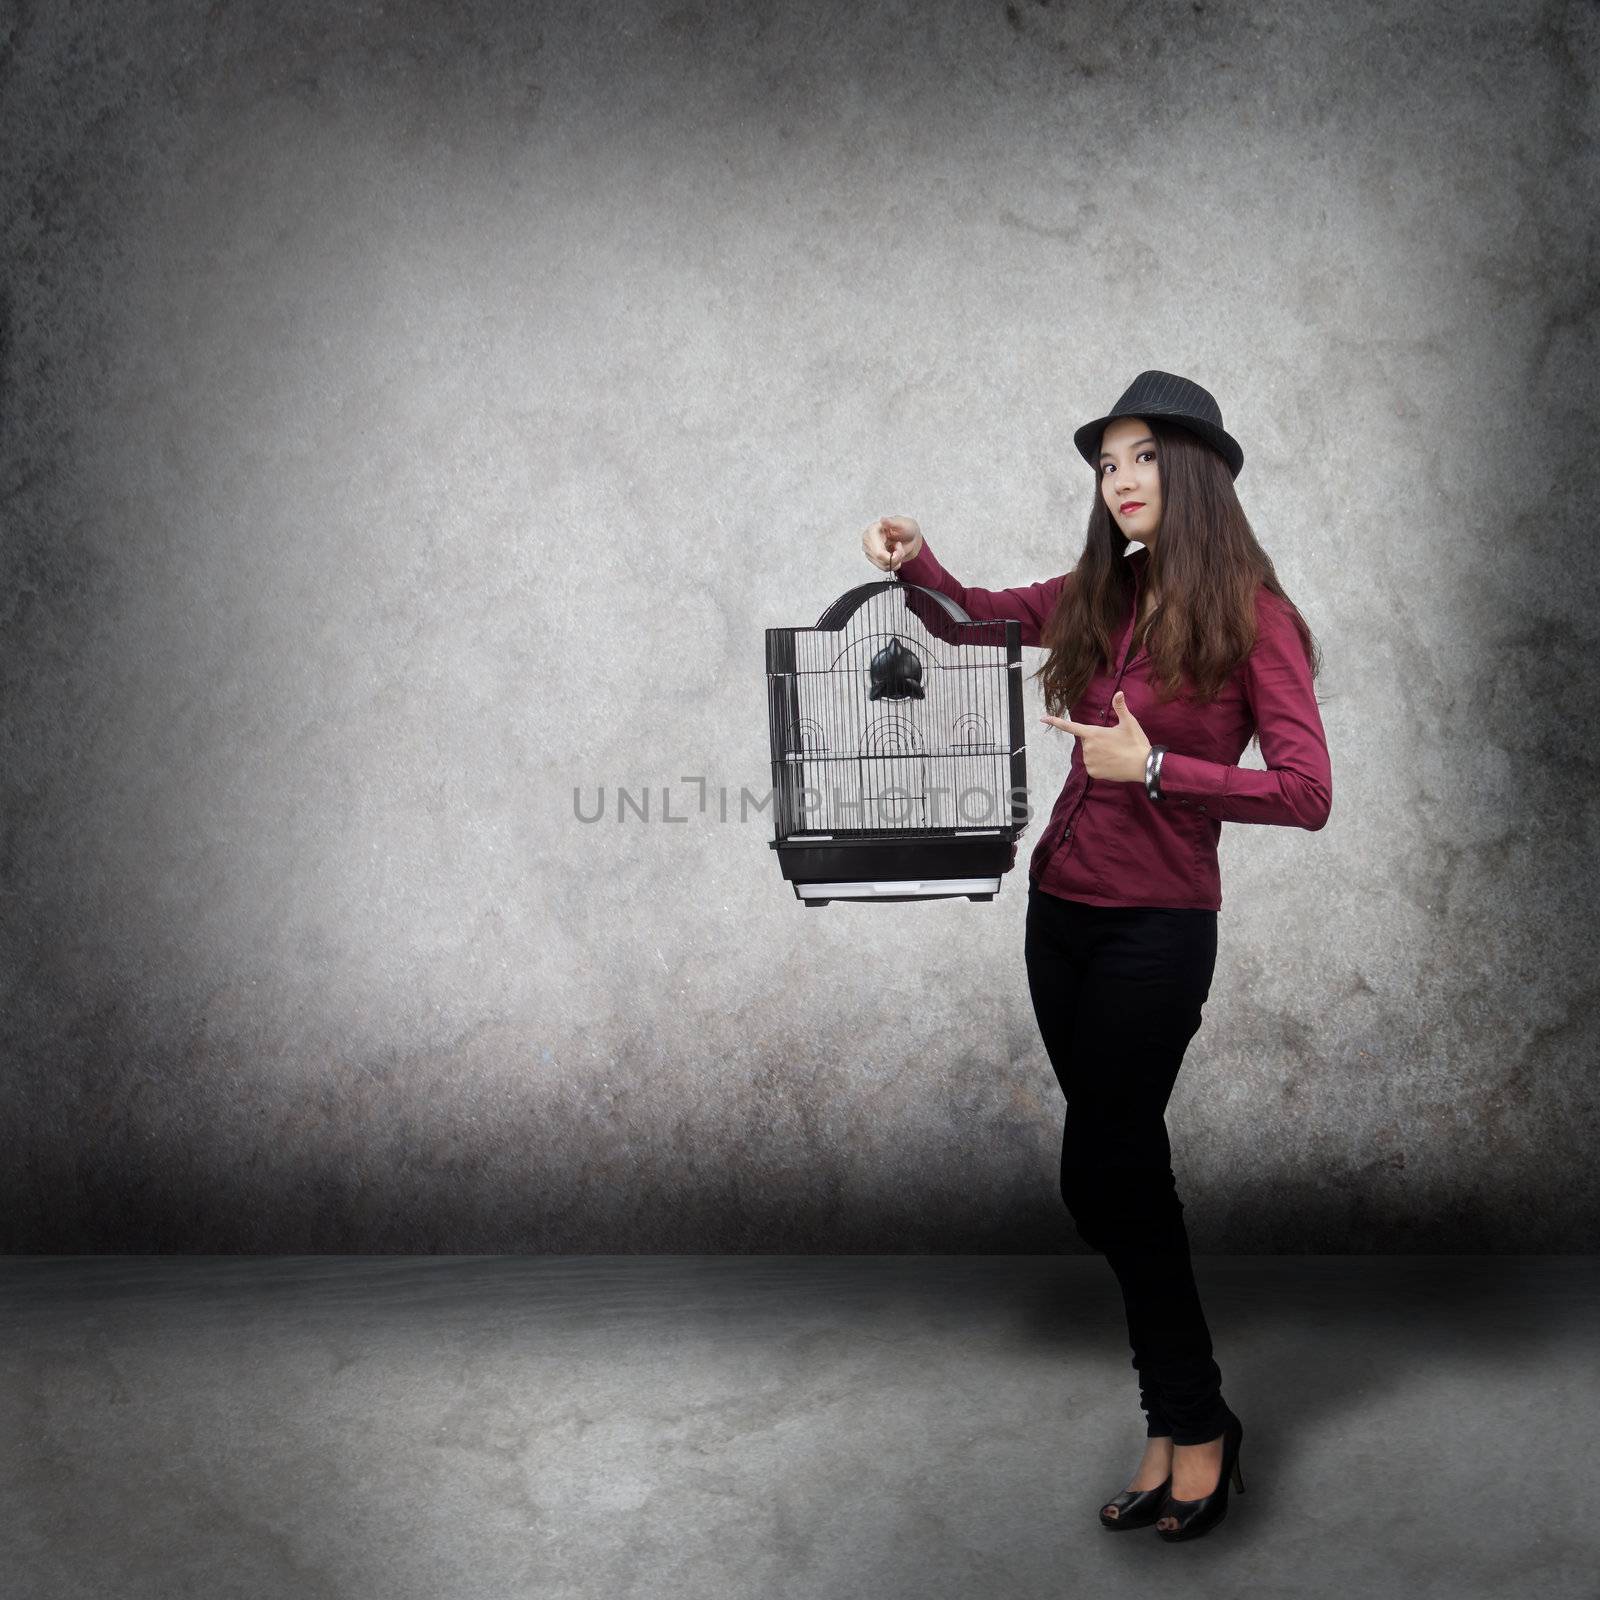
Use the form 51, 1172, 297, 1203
1155, 1410, 1245, 1542
1098, 1439, 1174, 1532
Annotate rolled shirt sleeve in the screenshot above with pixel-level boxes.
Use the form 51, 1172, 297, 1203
896, 536, 1067, 650
1156, 592, 1333, 830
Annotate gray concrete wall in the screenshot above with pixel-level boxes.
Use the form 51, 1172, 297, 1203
2, 0, 1595, 1251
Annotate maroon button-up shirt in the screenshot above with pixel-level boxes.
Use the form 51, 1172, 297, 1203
895, 537, 1332, 910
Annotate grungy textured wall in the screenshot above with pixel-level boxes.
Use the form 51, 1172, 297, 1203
2, 0, 1596, 1251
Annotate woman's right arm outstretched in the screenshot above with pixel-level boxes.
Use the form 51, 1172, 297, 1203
860, 515, 1068, 649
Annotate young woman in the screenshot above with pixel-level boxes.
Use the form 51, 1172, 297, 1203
859, 370, 1332, 1543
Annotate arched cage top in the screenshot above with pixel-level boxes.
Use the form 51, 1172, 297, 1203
812, 578, 972, 633
767, 578, 1015, 675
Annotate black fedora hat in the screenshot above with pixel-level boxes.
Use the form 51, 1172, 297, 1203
1073, 369, 1244, 480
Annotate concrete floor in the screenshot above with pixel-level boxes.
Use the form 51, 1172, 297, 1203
2, 1256, 1594, 1599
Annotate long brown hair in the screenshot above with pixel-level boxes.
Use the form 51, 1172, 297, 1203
1034, 417, 1324, 752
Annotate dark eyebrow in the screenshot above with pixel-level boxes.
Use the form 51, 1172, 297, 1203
1099, 436, 1157, 462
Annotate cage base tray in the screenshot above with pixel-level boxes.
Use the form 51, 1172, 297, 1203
772, 832, 1019, 905
795, 876, 1000, 906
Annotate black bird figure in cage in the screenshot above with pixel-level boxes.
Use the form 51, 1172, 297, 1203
868, 636, 925, 701
766, 572, 1029, 906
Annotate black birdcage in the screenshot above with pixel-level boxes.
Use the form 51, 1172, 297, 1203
766, 574, 1029, 906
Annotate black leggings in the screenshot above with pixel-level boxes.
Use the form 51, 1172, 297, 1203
1024, 881, 1229, 1445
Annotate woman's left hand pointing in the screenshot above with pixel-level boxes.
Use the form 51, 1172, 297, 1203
1039, 690, 1152, 783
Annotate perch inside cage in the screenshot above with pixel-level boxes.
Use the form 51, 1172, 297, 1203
765, 574, 1029, 906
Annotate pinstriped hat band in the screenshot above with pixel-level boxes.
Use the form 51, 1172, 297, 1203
1074, 369, 1244, 481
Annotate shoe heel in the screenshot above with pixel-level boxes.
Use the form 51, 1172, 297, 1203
1230, 1452, 1245, 1494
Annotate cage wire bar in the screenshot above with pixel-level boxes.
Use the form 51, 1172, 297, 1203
766, 577, 1029, 904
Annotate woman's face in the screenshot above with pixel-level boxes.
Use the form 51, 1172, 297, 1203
1097, 415, 1163, 547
